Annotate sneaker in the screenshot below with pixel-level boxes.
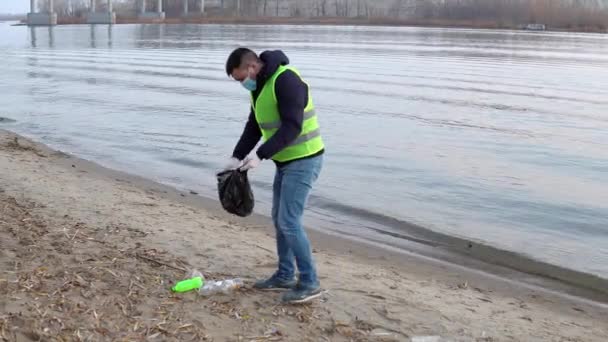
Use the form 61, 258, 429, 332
282, 284, 323, 304
253, 274, 297, 291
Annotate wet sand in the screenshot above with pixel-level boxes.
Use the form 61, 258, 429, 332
0, 130, 607, 341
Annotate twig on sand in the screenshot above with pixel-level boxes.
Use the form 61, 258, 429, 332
134, 254, 187, 272
245, 336, 283, 341
255, 245, 274, 254
373, 306, 402, 323
102, 268, 119, 279
85, 237, 108, 244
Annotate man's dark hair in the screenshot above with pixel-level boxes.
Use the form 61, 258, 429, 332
225, 47, 259, 76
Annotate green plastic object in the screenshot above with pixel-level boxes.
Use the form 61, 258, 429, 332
172, 276, 203, 293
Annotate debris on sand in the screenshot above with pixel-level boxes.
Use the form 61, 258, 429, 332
0, 193, 209, 341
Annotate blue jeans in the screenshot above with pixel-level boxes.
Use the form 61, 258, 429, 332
271, 154, 323, 288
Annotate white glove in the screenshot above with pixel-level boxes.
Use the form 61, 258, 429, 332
223, 157, 242, 171
240, 154, 261, 171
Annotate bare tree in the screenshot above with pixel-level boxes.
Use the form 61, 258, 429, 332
343, 0, 351, 17
261, 0, 268, 15
312, 0, 327, 16
290, 1, 303, 17
390, 0, 403, 18
41, 0, 608, 30
322, 0, 329, 16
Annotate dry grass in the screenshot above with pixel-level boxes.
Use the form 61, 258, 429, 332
0, 192, 212, 341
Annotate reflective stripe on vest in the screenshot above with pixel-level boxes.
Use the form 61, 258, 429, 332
252, 65, 324, 162
288, 128, 321, 147
258, 109, 317, 130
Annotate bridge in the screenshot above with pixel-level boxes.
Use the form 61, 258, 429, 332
28, 0, 207, 25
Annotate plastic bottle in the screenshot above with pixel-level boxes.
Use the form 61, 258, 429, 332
198, 278, 244, 296
171, 270, 205, 293
171, 276, 203, 293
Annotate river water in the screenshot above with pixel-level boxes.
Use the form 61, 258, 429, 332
1, 22, 607, 279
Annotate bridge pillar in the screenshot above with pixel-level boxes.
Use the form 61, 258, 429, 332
28, 0, 57, 26
87, 0, 117, 24
138, 0, 165, 21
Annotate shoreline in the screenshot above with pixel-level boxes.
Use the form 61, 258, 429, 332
7, 124, 608, 301
4, 128, 608, 302
1, 129, 607, 340
12, 16, 607, 34
318, 201, 608, 299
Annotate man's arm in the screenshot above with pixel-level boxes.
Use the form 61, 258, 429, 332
232, 108, 262, 160
256, 70, 308, 160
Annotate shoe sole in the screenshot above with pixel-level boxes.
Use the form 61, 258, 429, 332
284, 290, 326, 304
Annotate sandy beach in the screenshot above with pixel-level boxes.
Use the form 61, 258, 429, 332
0, 130, 607, 341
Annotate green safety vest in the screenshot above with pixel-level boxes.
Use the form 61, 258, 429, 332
251, 65, 324, 163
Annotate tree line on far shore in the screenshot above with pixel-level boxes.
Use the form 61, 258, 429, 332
0, 14, 25, 20
27, 0, 608, 30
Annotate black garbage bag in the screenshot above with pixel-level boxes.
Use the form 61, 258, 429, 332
216, 169, 254, 217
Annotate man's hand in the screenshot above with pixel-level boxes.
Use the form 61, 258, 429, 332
223, 157, 243, 171
240, 154, 261, 171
